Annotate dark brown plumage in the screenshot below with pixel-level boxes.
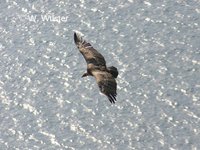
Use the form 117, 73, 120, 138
74, 31, 118, 103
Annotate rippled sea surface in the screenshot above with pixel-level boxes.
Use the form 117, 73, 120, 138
0, 0, 200, 149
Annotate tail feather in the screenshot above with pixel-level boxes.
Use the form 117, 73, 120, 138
107, 66, 118, 78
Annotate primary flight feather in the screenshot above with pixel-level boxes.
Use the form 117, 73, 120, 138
74, 31, 118, 103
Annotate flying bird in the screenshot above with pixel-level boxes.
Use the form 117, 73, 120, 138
74, 31, 118, 103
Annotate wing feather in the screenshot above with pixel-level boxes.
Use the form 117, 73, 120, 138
74, 32, 106, 66
92, 70, 117, 103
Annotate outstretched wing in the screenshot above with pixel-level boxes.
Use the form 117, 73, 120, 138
92, 70, 117, 103
74, 32, 106, 67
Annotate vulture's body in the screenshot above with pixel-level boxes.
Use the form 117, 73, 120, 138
74, 31, 118, 103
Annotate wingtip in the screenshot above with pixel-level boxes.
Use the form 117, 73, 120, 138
74, 32, 78, 44
73, 30, 84, 37
108, 94, 117, 104
73, 30, 84, 45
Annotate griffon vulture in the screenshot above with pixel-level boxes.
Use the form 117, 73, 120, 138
74, 31, 118, 103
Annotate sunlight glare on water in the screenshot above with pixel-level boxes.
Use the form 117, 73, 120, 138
0, 0, 199, 149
